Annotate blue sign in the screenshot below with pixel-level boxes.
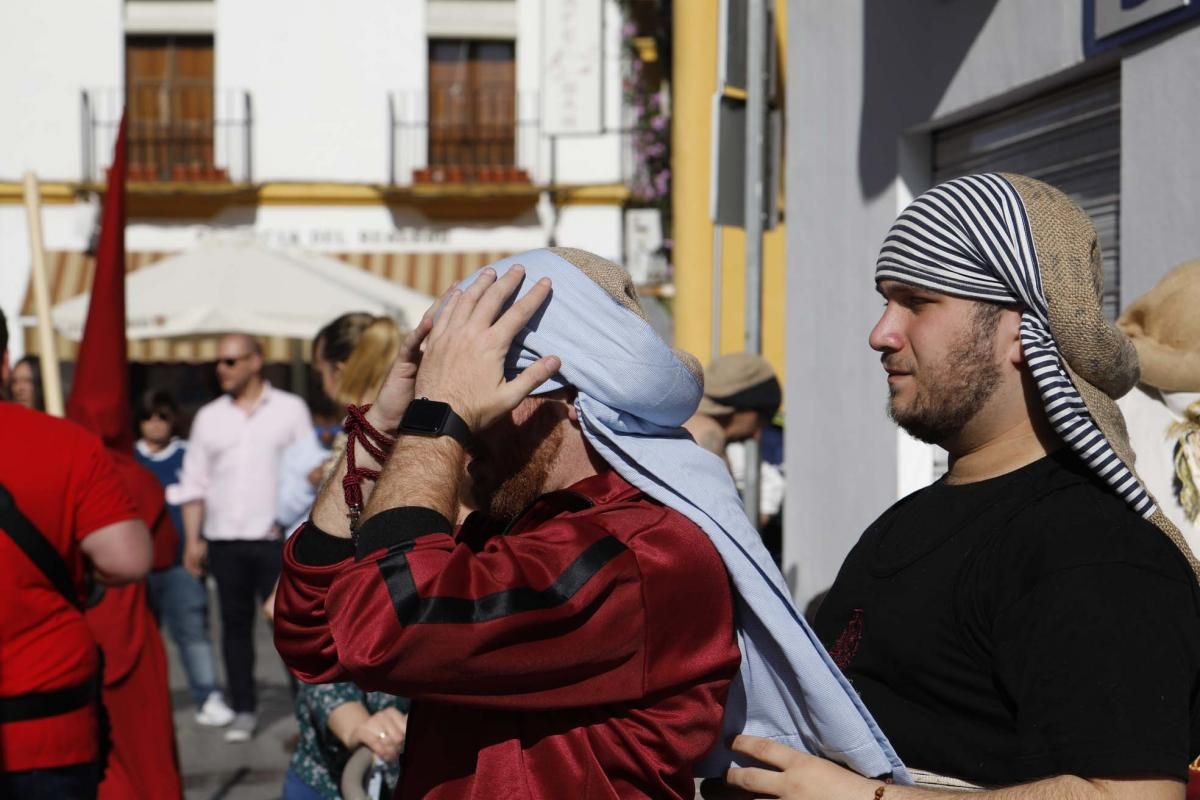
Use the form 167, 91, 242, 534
1084, 0, 1200, 55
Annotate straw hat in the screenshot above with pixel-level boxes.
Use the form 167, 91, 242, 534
697, 352, 781, 417
1002, 174, 1200, 577
1116, 260, 1200, 393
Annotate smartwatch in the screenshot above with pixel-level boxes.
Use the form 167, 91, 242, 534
398, 398, 472, 447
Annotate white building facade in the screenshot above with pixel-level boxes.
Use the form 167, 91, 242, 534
0, 0, 655, 361
783, 0, 1200, 604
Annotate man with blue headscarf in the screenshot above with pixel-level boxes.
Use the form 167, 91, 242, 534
275, 248, 907, 798
719, 175, 1200, 799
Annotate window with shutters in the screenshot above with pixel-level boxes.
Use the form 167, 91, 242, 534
125, 35, 218, 181
427, 39, 517, 176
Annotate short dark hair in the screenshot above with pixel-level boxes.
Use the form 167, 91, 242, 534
139, 389, 180, 427
0, 306, 8, 357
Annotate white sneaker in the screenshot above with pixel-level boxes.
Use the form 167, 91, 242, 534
195, 691, 235, 727
224, 712, 257, 743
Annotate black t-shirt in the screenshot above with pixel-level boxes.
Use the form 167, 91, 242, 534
814, 450, 1200, 785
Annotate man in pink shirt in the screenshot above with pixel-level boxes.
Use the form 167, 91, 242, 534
172, 333, 313, 742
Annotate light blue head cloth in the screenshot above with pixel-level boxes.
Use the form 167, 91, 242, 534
458, 247, 908, 781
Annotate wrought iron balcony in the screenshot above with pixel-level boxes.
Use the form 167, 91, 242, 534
387, 89, 641, 189
81, 86, 253, 183
388, 89, 541, 185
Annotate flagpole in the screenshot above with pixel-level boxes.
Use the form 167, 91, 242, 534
22, 171, 65, 417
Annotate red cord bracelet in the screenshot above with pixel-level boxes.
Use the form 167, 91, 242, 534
341, 404, 397, 531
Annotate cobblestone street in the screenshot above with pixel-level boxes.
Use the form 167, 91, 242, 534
168, 582, 297, 800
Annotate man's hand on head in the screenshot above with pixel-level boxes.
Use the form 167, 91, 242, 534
413, 265, 561, 432
369, 308, 434, 432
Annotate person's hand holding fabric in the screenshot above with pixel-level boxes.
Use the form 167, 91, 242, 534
716, 736, 879, 799
413, 265, 559, 431
713, 736, 1186, 799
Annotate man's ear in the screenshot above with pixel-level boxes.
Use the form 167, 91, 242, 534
1002, 307, 1025, 366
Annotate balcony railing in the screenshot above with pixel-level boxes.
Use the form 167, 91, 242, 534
388, 89, 541, 185
388, 89, 640, 188
81, 86, 253, 183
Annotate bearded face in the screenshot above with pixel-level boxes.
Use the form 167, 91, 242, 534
885, 312, 1003, 444
462, 395, 569, 522
871, 282, 1007, 446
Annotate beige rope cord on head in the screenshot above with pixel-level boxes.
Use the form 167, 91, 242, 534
1004, 173, 1200, 580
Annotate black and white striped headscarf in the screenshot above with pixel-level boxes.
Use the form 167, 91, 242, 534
876, 172, 1156, 518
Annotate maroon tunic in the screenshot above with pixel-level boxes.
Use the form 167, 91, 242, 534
86, 452, 181, 800
275, 469, 740, 799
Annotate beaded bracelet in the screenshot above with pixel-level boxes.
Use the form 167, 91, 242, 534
341, 404, 397, 532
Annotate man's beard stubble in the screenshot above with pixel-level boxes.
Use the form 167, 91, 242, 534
887, 305, 1004, 445
464, 412, 565, 522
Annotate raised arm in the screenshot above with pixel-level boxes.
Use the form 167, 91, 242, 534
278, 266, 553, 686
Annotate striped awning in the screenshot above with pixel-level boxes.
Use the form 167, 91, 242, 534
22, 249, 512, 363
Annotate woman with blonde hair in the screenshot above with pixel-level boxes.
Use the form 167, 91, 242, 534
274, 314, 406, 536
314, 313, 403, 411
273, 311, 410, 800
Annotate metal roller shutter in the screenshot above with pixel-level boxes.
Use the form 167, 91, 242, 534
932, 71, 1121, 318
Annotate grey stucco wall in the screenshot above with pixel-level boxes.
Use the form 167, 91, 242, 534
931, 0, 1084, 121
783, 0, 1089, 604
786, 1, 890, 604
1120, 22, 1200, 306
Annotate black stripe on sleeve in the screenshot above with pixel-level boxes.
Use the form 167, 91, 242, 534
376, 535, 629, 625
355, 507, 454, 561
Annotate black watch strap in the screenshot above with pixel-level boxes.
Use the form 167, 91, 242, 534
398, 399, 473, 447
436, 406, 472, 447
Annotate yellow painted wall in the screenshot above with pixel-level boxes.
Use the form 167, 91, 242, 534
671, 0, 787, 381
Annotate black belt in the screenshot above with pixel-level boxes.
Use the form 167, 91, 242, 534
0, 680, 98, 724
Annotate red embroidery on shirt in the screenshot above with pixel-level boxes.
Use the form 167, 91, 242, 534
830, 608, 864, 669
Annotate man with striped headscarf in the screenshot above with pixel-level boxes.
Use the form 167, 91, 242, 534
721, 174, 1200, 799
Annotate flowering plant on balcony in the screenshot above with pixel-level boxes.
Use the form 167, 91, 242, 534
622, 18, 672, 276
625, 62, 670, 206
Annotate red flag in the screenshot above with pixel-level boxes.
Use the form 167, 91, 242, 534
67, 112, 132, 452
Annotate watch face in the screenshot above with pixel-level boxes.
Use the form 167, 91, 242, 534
402, 400, 451, 434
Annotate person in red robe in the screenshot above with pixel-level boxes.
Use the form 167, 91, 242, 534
66, 110, 182, 799
71, 401, 183, 800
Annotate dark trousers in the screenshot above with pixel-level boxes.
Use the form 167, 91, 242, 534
206, 539, 282, 714
0, 762, 99, 800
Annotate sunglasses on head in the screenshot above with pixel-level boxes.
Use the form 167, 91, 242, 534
217, 353, 252, 368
